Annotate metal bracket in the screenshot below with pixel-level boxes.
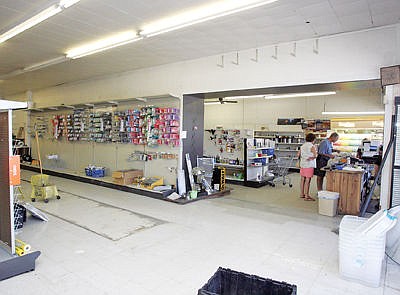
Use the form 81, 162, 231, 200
272, 46, 278, 60
231, 52, 239, 65
290, 42, 297, 57
217, 55, 224, 68
250, 49, 259, 62
313, 39, 319, 55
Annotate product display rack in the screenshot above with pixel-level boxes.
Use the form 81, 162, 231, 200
330, 117, 384, 153
204, 129, 249, 184
214, 162, 245, 184
332, 129, 383, 153
254, 130, 304, 170
244, 138, 275, 188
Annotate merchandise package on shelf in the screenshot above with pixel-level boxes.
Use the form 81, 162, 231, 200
112, 169, 144, 185
36, 104, 180, 147
140, 177, 164, 190
85, 165, 106, 178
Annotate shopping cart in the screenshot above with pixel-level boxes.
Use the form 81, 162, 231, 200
269, 155, 296, 187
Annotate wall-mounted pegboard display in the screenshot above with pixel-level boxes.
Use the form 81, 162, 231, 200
33, 116, 48, 137
66, 109, 88, 141
89, 112, 113, 143
51, 115, 66, 140
109, 106, 180, 146
34, 105, 180, 147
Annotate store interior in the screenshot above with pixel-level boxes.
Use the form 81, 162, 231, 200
1, 0, 400, 294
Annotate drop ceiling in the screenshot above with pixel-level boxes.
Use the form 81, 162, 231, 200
0, 0, 399, 96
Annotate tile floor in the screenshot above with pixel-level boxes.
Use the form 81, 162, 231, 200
1, 170, 399, 295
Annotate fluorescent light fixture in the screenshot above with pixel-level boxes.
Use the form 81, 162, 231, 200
0, 100, 28, 110
135, 97, 147, 102
204, 101, 222, 105
59, 0, 81, 8
107, 100, 119, 105
0, 0, 81, 44
84, 103, 95, 107
47, 107, 59, 110
322, 111, 385, 115
140, 0, 278, 37
64, 105, 75, 109
338, 122, 355, 128
264, 91, 336, 99
66, 31, 142, 59
224, 95, 265, 100
23, 56, 67, 73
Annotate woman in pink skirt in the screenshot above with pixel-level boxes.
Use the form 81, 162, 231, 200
298, 133, 317, 201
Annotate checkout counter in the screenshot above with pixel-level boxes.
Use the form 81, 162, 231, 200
323, 161, 374, 215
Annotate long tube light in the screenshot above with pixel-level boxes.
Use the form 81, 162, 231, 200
264, 91, 336, 99
0, 0, 81, 44
322, 111, 385, 115
66, 31, 142, 59
22, 56, 68, 73
204, 102, 223, 105
140, 0, 278, 38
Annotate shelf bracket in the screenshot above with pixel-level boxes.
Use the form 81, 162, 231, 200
290, 42, 297, 57
250, 49, 259, 62
231, 52, 239, 65
217, 55, 224, 68
271, 46, 278, 60
313, 39, 319, 55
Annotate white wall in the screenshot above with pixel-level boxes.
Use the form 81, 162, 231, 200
204, 88, 383, 130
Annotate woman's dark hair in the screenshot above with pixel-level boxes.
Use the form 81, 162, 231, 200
305, 133, 316, 142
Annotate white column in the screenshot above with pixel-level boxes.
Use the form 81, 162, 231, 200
380, 85, 400, 209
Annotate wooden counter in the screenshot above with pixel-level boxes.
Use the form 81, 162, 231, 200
325, 169, 365, 215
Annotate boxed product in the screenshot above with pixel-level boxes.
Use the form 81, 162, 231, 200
112, 169, 143, 185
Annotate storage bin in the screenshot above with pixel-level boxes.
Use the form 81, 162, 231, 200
198, 267, 297, 295
338, 215, 391, 287
317, 191, 339, 217
85, 166, 105, 178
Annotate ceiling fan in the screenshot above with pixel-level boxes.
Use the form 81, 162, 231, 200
218, 97, 237, 104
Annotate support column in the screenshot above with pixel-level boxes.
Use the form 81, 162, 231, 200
380, 85, 400, 209
182, 94, 205, 191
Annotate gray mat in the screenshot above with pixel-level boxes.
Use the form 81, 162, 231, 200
31, 192, 164, 241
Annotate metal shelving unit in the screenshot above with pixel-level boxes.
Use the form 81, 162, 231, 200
254, 130, 304, 170
244, 138, 275, 187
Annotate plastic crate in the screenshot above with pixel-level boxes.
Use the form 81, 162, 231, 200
14, 203, 26, 230
198, 268, 297, 295
85, 167, 105, 178
84, 167, 92, 176
92, 167, 105, 177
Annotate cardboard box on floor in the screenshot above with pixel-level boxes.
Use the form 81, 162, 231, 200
112, 169, 143, 185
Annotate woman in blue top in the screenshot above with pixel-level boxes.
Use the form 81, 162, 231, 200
314, 132, 339, 191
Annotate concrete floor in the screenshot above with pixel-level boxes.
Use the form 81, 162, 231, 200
1, 170, 399, 295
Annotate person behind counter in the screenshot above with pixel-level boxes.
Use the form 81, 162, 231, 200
314, 132, 340, 191
298, 133, 317, 201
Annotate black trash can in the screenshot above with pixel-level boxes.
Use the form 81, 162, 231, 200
198, 268, 297, 295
